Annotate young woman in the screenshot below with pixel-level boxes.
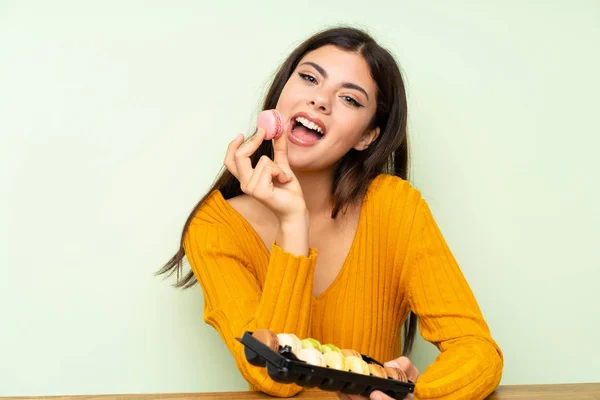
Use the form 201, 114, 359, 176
158, 27, 503, 400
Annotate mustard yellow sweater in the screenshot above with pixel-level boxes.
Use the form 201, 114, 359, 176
183, 174, 503, 399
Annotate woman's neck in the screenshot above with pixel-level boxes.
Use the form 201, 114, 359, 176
294, 169, 336, 220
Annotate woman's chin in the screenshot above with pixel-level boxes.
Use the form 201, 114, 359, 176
288, 158, 332, 175
288, 162, 317, 174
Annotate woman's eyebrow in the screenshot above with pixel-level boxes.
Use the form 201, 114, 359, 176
299, 61, 370, 101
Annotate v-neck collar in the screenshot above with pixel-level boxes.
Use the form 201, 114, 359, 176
211, 175, 383, 301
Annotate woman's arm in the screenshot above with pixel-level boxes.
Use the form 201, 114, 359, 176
184, 220, 316, 398
408, 199, 504, 400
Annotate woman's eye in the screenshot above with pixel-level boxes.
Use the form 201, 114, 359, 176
342, 96, 363, 108
299, 73, 317, 84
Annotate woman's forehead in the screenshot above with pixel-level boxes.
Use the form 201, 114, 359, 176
298, 45, 376, 91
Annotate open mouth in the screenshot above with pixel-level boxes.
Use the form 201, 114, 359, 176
291, 116, 325, 141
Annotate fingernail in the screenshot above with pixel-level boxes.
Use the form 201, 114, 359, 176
371, 393, 381, 400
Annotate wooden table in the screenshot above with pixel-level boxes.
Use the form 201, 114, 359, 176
7, 383, 600, 400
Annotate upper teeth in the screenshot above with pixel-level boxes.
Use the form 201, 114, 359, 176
296, 117, 323, 134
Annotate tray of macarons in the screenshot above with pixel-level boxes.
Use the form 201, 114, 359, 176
236, 330, 415, 399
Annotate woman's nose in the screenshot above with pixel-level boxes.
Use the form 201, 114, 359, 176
308, 93, 331, 114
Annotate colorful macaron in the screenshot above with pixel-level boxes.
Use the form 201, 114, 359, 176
384, 366, 409, 382
252, 329, 279, 352
368, 364, 388, 379
345, 355, 370, 375
341, 349, 362, 358
276, 333, 302, 355
297, 347, 326, 367
324, 351, 348, 371
257, 109, 284, 140
301, 338, 323, 352
256, 332, 405, 383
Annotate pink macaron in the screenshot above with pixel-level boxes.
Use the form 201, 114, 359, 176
257, 109, 284, 140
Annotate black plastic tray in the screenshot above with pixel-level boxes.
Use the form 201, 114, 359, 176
236, 331, 415, 399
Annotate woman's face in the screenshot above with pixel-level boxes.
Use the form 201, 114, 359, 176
275, 45, 379, 172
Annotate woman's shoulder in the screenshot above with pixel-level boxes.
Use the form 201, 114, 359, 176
368, 174, 423, 208
364, 174, 427, 238
188, 190, 250, 232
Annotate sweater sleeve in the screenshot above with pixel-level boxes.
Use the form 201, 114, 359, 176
408, 199, 504, 400
183, 222, 317, 397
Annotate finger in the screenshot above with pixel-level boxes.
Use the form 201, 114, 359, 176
272, 124, 290, 168
260, 156, 291, 184
384, 357, 419, 382
393, 357, 418, 382
370, 390, 394, 400
235, 128, 267, 184
224, 133, 245, 177
248, 156, 290, 192
406, 364, 419, 382
245, 156, 278, 194
384, 356, 411, 370
252, 163, 288, 200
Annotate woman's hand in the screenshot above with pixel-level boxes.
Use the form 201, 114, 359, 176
224, 127, 306, 223
337, 356, 419, 400
338, 392, 414, 400
383, 356, 420, 383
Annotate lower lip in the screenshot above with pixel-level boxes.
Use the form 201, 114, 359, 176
287, 123, 323, 148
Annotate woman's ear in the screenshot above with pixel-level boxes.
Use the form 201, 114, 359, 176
354, 126, 380, 151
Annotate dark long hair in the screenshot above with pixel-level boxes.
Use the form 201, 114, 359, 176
157, 26, 418, 357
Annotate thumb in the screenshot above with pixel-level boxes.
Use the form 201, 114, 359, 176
384, 359, 401, 369
384, 356, 411, 370
370, 391, 382, 400
272, 125, 290, 168
370, 390, 393, 400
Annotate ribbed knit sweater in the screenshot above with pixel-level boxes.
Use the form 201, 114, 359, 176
183, 174, 503, 399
